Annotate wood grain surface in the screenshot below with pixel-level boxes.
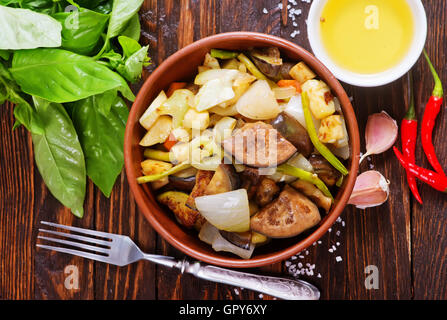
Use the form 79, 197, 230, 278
0, 0, 445, 300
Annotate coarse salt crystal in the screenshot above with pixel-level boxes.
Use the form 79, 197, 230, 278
263, 8, 268, 14
336, 256, 342, 262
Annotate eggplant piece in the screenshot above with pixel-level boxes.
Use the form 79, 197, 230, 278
168, 175, 196, 192
157, 191, 200, 228
249, 47, 283, 78
250, 185, 321, 238
255, 178, 280, 207
205, 164, 240, 195
222, 122, 297, 168
270, 112, 313, 157
240, 167, 261, 199
279, 62, 295, 80
309, 154, 342, 187
185, 170, 214, 210
219, 230, 252, 250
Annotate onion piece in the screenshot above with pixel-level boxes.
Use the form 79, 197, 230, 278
284, 94, 320, 131
360, 111, 398, 164
195, 189, 250, 232
199, 222, 255, 259
348, 170, 390, 209
272, 86, 296, 100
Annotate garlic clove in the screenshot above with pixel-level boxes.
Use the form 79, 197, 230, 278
360, 111, 398, 164
348, 170, 390, 209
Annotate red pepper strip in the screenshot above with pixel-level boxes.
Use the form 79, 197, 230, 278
394, 147, 447, 193
401, 72, 422, 204
421, 50, 445, 176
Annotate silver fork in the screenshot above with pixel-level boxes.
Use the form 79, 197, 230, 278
36, 221, 320, 300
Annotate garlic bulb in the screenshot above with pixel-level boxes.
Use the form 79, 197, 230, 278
348, 170, 390, 209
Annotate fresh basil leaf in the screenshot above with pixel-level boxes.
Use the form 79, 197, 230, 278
31, 96, 86, 217
120, 14, 141, 41
0, 61, 43, 134
52, 8, 109, 55
71, 94, 128, 197
118, 35, 141, 58
117, 45, 149, 83
10, 48, 135, 103
0, 50, 11, 60
107, 0, 143, 39
0, 5, 62, 49
74, 0, 104, 9
91, 0, 112, 14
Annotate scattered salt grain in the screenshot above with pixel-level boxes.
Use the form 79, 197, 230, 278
259, 293, 264, 299
263, 8, 268, 14
336, 256, 343, 262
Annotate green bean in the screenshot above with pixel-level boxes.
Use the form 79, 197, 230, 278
277, 164, 333, 200
144, 149, 171, 162
210, 49, 239, 60
137, 163, 191, 184
301, 92, 349, 176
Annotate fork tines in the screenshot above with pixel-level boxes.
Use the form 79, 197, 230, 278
36, 221, 113, 262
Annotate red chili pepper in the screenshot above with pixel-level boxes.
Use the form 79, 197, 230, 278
394, 147, 447, 192
401, 72, 422, 204
421, 50, 445, 176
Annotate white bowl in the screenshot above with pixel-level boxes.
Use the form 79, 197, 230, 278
307, 0, 427, 87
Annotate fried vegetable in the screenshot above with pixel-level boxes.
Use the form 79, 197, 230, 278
250, 47, 283, 78
279, 62, 295, 80
168, 175, 196, 191
166, 82, 187, 97
222, 121, 297, 168
213, 116, 237, 143
302, 92, 348, 176
139, 90, 167, 130
144, 149, 171, 162
301, 79, 335, 120
185, 170, 214, 210
158, 89, 195, 128
251, 232, 269, 245
255, 178, 280, 207
309, 154, 342, 187
290, 179, 332, 212
205, 164, 240, 195
183, 108, 210, 131
203, 52, 220, 69
250, 185, 321, 238
137, 163, 191, 184
141, 159, 173, 190
318, 114, 345, 143
289, 61, 316, 84
270, 112, 313, 157
222, 58, 241, 70
277, 163, 333, 199
195, 189, 250, 232
219, 230, 252, 250
210, 49, 239, 60
237, 53, 268, 81
234, 80, 280, 120
139, 115, 172, 147
157, 191, 200, 228
194, 78, 235, 111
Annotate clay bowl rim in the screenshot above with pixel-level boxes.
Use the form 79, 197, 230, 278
124, 31, 360, 268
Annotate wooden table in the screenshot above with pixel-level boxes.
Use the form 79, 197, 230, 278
1, 0, 446, 300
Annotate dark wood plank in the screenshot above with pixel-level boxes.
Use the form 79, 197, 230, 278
0, 103, 35, 300
411, 0, 447, 300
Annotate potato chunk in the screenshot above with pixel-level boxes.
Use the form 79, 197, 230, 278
139, 115, 172, 147
250, 185, 321, 238
318, 115, 344, 143
302, 79, 335, 120
289, 62, 316, 84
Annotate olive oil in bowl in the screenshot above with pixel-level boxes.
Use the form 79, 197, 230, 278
319, 0, 415, 74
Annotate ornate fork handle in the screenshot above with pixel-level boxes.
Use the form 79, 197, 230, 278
178, 260, 320, 300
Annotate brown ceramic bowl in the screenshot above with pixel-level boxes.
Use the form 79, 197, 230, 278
124, 32, 360, 268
